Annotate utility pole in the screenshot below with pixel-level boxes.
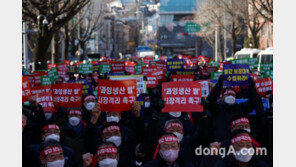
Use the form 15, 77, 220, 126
215, 28, 218, 61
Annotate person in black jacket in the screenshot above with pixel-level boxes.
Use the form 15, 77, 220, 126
39, 139, 76, 167
26, 123, 76, 167
213, 129, 269, 167
205, 75, 259, 142
82, 142, 120, 167
143, 133, 194, 167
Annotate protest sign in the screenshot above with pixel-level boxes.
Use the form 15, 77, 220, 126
210, 61, 220, 68
175, 69, 195, 75
146, 72, 159, 88
142, 57, 154, 65
125, 64, 136, 74
171, 75, 194, 82
68, 79, 93, 95
141, 66, 158, 75
210, 72, 222, 83
56, 63, 68, 79
22, 76, 31, 102
48, 67, 60, 80
31, 85, 52, 95
78, 63, 93, 74
149, 69, 166, 82
255, 77, 273, 97
260, 63, 273, 72
97, 79, 137, 112
200, 69, 210, 77
167, 59, 184, 72
92, 63, 100, 72
36, 91, 55, 112
111, 62, 125, 72
51, 83, 82, 108
41, 76, 54, 86
68, 65, 77, 73
205, 66, 218, 73
99, 64, 111, 74
134, 64, 142, 75
136, 96, 146, 117
190, 57, 200, 64
223, 64, 250, 86
197, 80, 210, 97
47, 64, 56, 70
159, 55, 167, 62
263, 70, 273, 79
109, 75, 147, 96
22, 68, 31, 75
162, 81, 203, 112
155, 62, 167, 70
250, 73, 258, 81
149, 61, 156, 67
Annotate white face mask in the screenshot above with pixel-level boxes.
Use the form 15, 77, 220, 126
234, 148, 254, 162
244, 128, 251, 133
44, 113, 52, 120
106, 136, 122, 147
169, 112, 181, 118
69, 116, 81, 126
99, 158, 118, 167
160, 149, 179, 163
106, 116, 119, 123
224, 95, 236, 105
85, 102, 95, 110
45, 134, 60, 142
144, 101, 150, 108
173, 132, 183, 143
47, 159, 65, 167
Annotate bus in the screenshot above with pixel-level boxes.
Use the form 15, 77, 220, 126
234, 48, 262, 59
258, 47, 273, 72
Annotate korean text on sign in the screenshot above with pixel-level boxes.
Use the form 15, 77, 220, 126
97, 79, 137, 112
51, 83, 82, 108
223, 64, 250, 86
162, 81, 203, 112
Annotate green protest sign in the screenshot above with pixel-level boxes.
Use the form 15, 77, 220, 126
22, 68, 31, 75
48, 67, 59, 80
135, 65, 142, 75
263, 70, 273, 79
78, 63, 93, 74
260, 63, 273, 72
40, 76, 54, 86
210, 61, 220, 68
211, 72, 222, 81
98, 64, 111, 74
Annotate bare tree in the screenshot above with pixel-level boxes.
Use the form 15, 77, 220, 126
251, 0, 273, 23
23, 0, 90, 69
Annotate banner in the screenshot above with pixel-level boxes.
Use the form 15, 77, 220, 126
109, 75, 147, 96
175, 69, 195, 75
97, 79, 137, 112
171, 75, 194, 82
78, 63, 93, 74
51, 83, 82, 108
162, 81, 203, 112
56, 63, 68, 79
111, 62, 125, 72
36, 91, 55, 112
68, 79, 93, 95
48, 67, 60, 80
255, 77, 273, 97
99, 64, 111, 74
167, 59, 184, 72
41, 76, 54, 86
31, 85, 52, 96
22, 76, 31, 102
146, 72, 159, 88
223, 64, 250, 86
142, 66, 158, 76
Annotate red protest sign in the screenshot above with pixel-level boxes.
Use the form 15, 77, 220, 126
255, 78, 273, 97
200, 69, 210, 77
47, 64, 56, 70
155, 62, 167, 70
146, 72, 159, 88
190, 57, 199, 64
31, 85, 52, 96
205, 66, 218, 73
171, 75, 194, 82
51, 83, 82, 108
56, 63, 68, 79
250, 73, 258, 81
149, 69, 166, 82
111, 62, 125, 72
97, 79, 137, 112
142, 57, 154, 65
22, 76, 31, 102
33, 73, 48, 87
142, 66, 158, 75
162, 82, 203, 112
125, 61, 136, 74
36, 92, 55, 112
159, 55, 167, 62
